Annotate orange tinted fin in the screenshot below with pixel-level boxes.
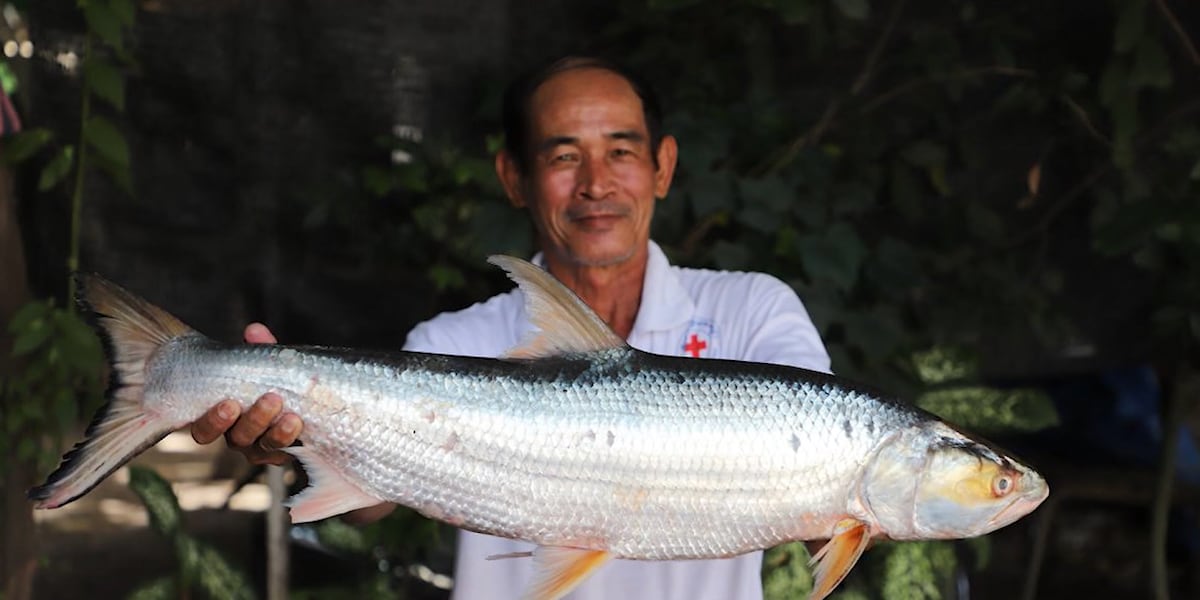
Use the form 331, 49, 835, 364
808, 518, 872, 600
514, 546, 611, 600
283, 446, 385, 523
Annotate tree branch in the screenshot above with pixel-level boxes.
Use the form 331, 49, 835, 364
1154, 0, 1200, 66
753, 0, 907, 176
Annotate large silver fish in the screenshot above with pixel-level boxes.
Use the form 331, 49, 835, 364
31, 256, 1048, 600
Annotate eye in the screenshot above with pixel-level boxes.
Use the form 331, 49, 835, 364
611, 148, 634, 158
991, 474, 1014, 497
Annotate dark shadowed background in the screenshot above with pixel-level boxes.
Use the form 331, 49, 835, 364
2, 1, 1198, 599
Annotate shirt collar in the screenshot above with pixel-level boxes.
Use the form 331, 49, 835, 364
529, 240, 694, 335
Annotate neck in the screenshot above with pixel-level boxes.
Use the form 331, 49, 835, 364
544, 249, 648, 340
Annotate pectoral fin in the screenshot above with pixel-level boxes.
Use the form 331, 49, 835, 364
283, 446, 384, 523
492, 545, 610, 600
808, 518, 872, 600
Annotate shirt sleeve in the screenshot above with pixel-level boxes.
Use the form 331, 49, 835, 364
738, 273, 832, 374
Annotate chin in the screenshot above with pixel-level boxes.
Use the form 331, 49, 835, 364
566, 245, 638, 268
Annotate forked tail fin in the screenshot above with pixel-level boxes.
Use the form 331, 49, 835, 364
28, 274, 196, 509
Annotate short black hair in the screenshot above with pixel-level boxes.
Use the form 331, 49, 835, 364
501, 55, 665, 174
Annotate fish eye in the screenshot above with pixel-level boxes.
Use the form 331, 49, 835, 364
991, 474, 1014, 497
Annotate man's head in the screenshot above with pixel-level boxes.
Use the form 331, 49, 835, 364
502, 56, 666, 174
496, 56, 678, 270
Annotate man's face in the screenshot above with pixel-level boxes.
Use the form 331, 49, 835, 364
500, 67, 677, 269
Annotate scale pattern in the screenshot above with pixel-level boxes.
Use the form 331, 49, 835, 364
150, 338, 928, 560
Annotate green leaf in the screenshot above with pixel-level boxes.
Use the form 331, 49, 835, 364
125, 576, 176, 600
833, 0, 870, 20
428, 263, 465, 291
84, 116, 131, 167
916, 386, 1059, 433
38, 145, 75, 192
128, 466, 182, 536
176, 537, 256, 600
110, 0, 137, 27
84, 0, 125, 51
84, 59, 125, 111
11, 316, 51, 356
796, 222, 866, 291
762, 542, 814, 599
2, 128, 54, 163
92, 152, 134, 195
17, 436, 37, 460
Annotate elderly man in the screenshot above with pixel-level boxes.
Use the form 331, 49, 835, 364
190, 56, 830, 599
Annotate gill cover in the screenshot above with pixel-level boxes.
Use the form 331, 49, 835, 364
858, 421, 1048, 540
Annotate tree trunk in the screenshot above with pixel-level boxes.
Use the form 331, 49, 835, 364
0, 159, 35, 600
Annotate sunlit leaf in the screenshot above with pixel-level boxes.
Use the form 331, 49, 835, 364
126, 576, 176, 600
762, 542, 814, 599
128, 466, 182, 536
916, 386, 1059, 433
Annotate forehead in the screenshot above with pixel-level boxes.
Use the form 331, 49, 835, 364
528, 68, 648, 136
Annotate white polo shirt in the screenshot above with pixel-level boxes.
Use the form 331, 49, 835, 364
403, 241, 831, 600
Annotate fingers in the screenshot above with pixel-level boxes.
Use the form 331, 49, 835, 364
226, 393, 285, 448
192, 400, 241, 445
244, 322, 277, 345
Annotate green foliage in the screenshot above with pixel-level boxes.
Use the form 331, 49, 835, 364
125, 466, 256, 600
762, 542, 814, 599
299, 136, 531, 298
0, 0, 136, 476
288, 509, 448, 599
0, 299, 103, 468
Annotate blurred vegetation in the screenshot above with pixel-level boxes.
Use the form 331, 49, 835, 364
6, 0, 1198, 598
1, 0, 134, 474
124, 466, 255, 600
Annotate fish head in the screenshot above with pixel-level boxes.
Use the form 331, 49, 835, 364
858, 421, 1048, 540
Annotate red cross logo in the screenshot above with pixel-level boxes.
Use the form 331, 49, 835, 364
684, 333, 708, 358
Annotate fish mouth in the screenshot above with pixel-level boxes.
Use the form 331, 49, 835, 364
986, 475, 1049, 529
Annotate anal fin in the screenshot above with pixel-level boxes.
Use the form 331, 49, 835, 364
808, 518, 872, 600
283, 446, 384, 523
498, 545, 611, 600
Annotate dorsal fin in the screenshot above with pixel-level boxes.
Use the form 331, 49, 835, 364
487, 255, 626, 359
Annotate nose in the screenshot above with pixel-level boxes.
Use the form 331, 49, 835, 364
578, 155, 615, 200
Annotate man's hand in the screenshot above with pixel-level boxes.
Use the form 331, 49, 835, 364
190, 323, 303, 466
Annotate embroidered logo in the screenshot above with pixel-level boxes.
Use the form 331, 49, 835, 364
681, 319, 716, 358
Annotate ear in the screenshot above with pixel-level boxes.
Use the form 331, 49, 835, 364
653, 135, 678, 199
495, 150, 527, 208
